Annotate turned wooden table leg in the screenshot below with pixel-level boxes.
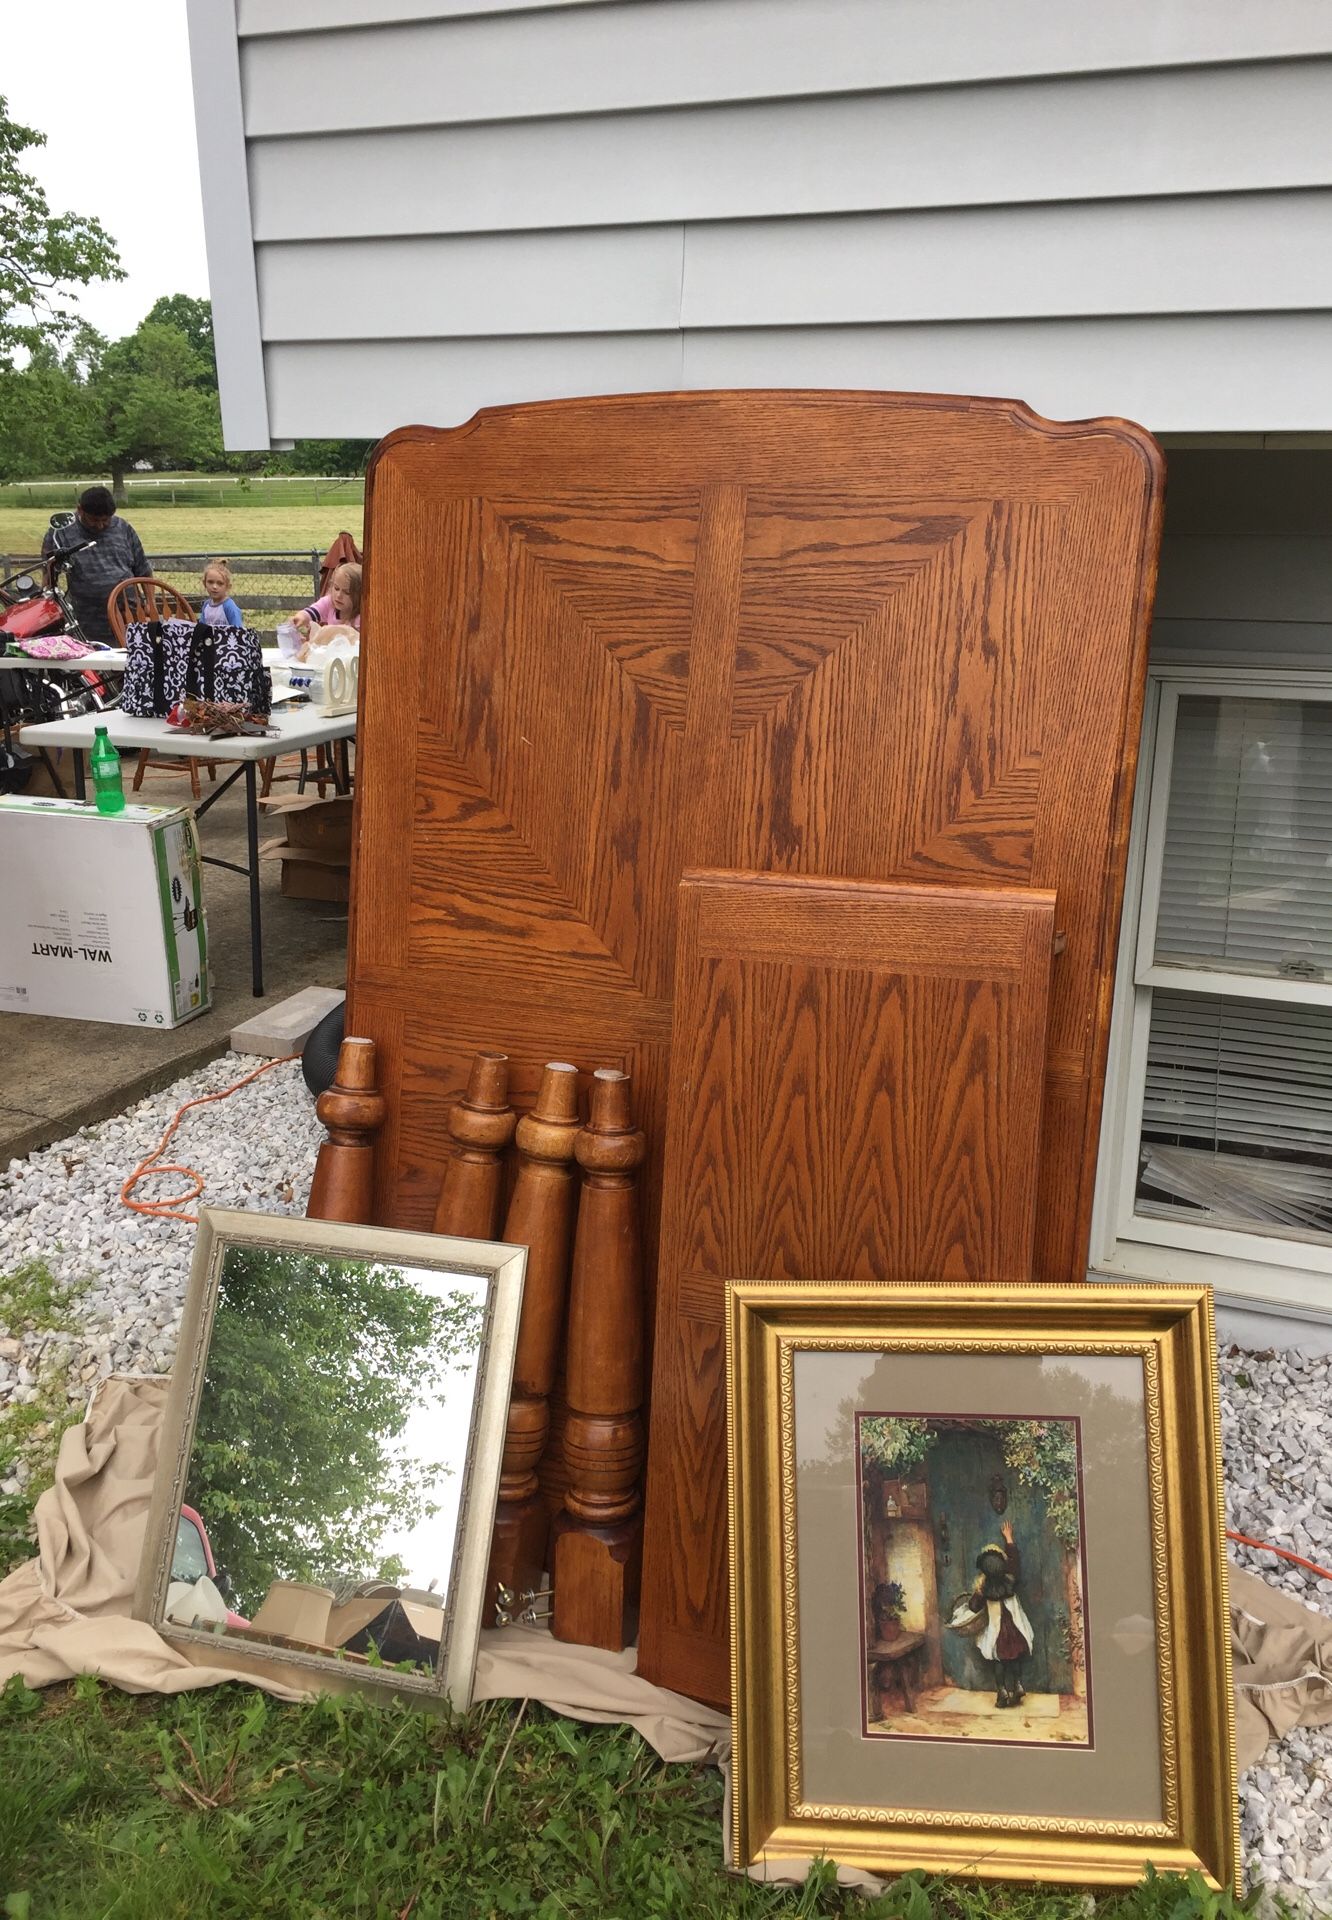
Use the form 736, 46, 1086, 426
306, 1037, 387, 1224
432, 1050, 516, 1239
552, 1068, 646, 1651
537, 1371, 571, 1531
486, 1061, 582, 1623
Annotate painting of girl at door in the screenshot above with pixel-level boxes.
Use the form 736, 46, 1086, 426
855, 1413, 1091, 1748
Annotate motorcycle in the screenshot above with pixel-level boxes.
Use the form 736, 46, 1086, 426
0, 516, 122, 791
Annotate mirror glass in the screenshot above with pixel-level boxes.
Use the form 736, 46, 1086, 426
161, 1242, 490, 1677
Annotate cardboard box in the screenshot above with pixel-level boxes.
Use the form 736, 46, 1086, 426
276, 845, 350, 904
259, 794, 352, 903
0, 796, 210, 1027
258, 793, 353, 858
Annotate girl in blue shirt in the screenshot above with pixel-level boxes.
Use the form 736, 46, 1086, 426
200, 559, 243, 628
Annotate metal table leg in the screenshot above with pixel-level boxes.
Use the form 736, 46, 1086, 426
186, 759, 264, 996
38, 748, 68, 799
245, 760, 263, 997
73, 751, 86, 801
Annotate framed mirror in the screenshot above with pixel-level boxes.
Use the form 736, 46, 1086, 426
134, 1209, 526, 1710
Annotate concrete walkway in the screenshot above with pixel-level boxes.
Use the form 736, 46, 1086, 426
1, 763, 348, 1165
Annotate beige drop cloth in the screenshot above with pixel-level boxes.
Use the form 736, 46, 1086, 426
3, 1375, 1330, 1891
1229, 1564, 1332, 1767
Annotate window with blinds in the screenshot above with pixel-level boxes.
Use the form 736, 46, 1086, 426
1152, 695, 1332, 986
1136, 989, 1332, 1244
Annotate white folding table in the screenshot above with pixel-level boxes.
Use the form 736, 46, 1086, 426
0, 648, 129, 674
20, 706, 357, 998
0, 650, 128, 794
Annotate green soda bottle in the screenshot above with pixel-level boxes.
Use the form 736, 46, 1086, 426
90, 724, 125, 815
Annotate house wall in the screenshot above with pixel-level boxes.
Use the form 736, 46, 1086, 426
189, 0, 1332, 445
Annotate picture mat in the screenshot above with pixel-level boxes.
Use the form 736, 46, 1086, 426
794, 1350, 1162, 1824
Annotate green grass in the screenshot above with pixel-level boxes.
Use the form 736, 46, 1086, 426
0, 505, 364, 560
0, 476, 365, 511
0, 1262, 89, 1581
0, 1680, 1263, 1920
0, 1261, 1268, 1919
0, 1261, 83, 1336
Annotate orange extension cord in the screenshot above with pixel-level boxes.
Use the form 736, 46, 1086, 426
1226, 1530, 1332, 1584
119, 1053, 300, 1227
118, 1059, 1332, 1584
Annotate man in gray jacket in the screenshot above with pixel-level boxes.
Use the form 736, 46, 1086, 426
41, 486, 148, 645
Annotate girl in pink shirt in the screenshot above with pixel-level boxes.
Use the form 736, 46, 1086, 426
292, 561, 361, 643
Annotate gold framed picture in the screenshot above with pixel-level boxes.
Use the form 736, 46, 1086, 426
726, 1282, 1238, 1888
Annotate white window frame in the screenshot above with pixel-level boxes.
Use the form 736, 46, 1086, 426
1091, 661, 1332, 1316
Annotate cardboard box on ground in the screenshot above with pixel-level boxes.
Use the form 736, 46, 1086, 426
259, 793, 353, 903
0, 796, 210, 1027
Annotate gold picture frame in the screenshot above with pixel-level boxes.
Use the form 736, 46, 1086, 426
133, 1209, 525, 1712
727, 1281, 1238, 1888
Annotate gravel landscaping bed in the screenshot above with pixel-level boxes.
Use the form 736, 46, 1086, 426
3, 1051, 1332, 1903
1221, 1348, 1332, 1903
0, 1054, 319, 1416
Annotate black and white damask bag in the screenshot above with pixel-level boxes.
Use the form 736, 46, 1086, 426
186, 623, 271, 716
120, 619, 194, 717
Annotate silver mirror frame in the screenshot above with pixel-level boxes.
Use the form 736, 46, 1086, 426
133, 1207, 526, 1711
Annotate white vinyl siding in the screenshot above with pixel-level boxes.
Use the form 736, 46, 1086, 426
235, 0, 1332, 108
255, 193, 1332, 340
189, 0, 1332, 445
246, 65, 1332, 240
260, 316, 1332, 443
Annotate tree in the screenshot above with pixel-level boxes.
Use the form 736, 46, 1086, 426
73, 319, 223, 501
0, 345, 86, 481
143, 293, 217, 389
265, 436, 375, 478
0, 275, 368, 486
184, 1246, 486, 1615
0, 95, 122, 369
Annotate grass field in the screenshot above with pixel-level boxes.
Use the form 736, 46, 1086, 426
0, 1268, 1262, 1920
0, 1678, 1261, 1920
0, 505, 364, 561
0, 475, 365, 512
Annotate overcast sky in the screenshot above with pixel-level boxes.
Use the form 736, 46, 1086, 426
5, 0, 211, 342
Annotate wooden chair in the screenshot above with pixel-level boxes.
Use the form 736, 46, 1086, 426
107, 577, 196, 636
106, 578, 212, 801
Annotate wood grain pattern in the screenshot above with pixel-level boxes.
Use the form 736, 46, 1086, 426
641, 870, 1055, 1702
432, 1050, 516, 1239
487, 1060, 582, 1622
305, 1037, 387, 1225
345, 389, 1162, 1679
551, 1068, 648, 1651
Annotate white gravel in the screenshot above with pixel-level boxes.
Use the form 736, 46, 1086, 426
1221, 1347, 1332, 1903
0, 1052, 319, 1419
2, 1053, 1331, 1901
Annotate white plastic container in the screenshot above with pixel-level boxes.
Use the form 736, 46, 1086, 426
285, 632, 360, 715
